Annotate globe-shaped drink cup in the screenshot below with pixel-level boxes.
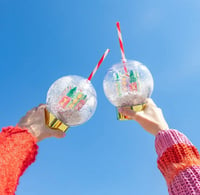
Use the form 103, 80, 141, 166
45, 75, 97, 131
103, 60, 154, 120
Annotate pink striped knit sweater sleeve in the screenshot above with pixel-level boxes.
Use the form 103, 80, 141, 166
155, 129, 200, 194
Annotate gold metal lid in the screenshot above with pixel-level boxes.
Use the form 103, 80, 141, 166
44, 108, 69, 132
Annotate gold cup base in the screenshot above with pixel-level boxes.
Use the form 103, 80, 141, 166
44, 109, 69, 132
117, 104, 146, 120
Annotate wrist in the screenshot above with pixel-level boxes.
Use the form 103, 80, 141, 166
17, 124, 42, 142
28, 124, 45, 142
15, 125, 38, 143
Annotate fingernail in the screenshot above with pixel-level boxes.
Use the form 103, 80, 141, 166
62, 133, 66, 138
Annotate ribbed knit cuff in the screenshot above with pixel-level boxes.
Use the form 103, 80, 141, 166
168, 166, 200, 195
0, 126, 38, 194
155, 128, 200, 193
155, 129, 193, 158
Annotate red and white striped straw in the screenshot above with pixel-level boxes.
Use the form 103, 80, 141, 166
88, 49, 110, 81
116, 21, 128, 74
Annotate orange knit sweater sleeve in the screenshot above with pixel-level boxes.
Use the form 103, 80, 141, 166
0, 126, 38, 195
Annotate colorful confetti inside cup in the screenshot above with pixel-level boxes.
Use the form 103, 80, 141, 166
46, 75, 97, 130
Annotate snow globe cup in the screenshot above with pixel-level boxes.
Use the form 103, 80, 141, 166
45, 75, 97, 132
103, 60, 154, 120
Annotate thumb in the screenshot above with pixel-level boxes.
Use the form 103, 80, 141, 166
50, 129, 66, 138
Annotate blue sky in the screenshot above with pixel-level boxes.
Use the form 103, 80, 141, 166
0, 0, 200, 194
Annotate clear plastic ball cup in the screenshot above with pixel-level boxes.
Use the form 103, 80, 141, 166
46, 75, 97, 126
103, 60, 154, 109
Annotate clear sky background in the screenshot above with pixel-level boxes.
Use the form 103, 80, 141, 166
0, 0, 200, 194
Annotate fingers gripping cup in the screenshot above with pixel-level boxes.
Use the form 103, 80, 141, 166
45, 75, 97, 132
103, 60, 154, 120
